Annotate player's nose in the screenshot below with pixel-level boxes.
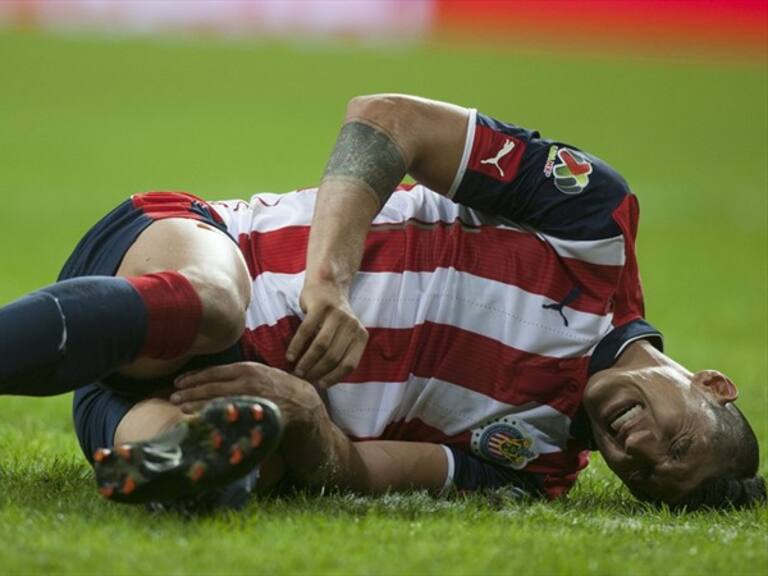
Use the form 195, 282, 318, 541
624, 430, 660, 464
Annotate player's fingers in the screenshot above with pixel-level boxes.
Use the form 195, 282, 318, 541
286, 312, 321, 365
316, 334, 368, 389
304, 329, 351, 384
292, 320, 337, 379
174, 364, 241, 388
170, 381, 232, 404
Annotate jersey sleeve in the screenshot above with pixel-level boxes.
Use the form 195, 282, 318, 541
449, 109, 632, 241
446, 445, 543, 498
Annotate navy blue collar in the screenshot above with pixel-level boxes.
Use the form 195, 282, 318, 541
588, 319, 664, 375
571, 319, 664, 447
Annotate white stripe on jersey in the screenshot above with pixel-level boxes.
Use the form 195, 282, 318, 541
246, 272, 305, 328
539, 233, 626, 267
249, 268, 613, 359
213, 186, 489, 237
327, 378, 570, 454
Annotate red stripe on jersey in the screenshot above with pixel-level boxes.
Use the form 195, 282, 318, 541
353, 322, 590, 416
239, 222, 620, 315
240, 315, 301, 370
238, 227, 309, 279
467, 126, 526, 182
525, 443, 590, 499
611, 194, 645, 326
238, 233, 258, 278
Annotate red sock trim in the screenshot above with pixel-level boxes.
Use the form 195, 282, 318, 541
127, 272, 203, 360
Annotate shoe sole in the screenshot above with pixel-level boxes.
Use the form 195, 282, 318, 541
93, 396, 283, 504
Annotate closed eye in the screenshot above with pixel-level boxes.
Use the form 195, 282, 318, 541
670, 437, 693, 461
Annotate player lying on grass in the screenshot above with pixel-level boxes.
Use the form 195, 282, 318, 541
0, 95, 764, 510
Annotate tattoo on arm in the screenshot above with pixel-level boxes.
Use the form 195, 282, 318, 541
322, 120, 407, 207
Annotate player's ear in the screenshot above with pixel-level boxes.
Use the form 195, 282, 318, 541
691, 370, 738, 404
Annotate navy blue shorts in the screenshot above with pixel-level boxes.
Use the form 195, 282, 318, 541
61, 192, 239, 464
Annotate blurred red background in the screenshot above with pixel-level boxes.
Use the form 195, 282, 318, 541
1, 0, 766, 59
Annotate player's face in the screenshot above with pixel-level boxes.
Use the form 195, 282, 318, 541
583, 365, 737, 504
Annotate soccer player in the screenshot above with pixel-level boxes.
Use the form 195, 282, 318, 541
0, 95, 763, 510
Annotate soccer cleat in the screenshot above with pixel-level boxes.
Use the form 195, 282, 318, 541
98, 485, 115, 498
229, 445, 244, 465
93, 396, 283, 505
121, 475, 137, 495
93, 448, 111, 463
188, 462, 206, 482
225, 403, 239, 423
250, 428, 263, 448
116, 445, 133, 461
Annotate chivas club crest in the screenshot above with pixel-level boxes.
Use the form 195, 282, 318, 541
552, 148, 593, 195
471, 415, 538, 469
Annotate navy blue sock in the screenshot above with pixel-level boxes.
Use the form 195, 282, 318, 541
0, 273, 202, 396
0, 277, 148, 396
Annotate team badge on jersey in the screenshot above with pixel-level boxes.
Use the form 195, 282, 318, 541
552, 148, 593, 194
471, 415, 538, 469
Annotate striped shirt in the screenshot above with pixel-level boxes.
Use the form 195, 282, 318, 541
209, 110, 658, 498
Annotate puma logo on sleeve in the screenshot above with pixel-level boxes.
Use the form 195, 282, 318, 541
480, 139, 516, 178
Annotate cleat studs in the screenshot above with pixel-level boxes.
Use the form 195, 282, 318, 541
121, 475, 137, 495
250, 404, 264, 422
229, 446, 244, 465
225, 404, 239, 423
188, 462, 206, 482
210, 430, 224, 449
93, 448, 112, 463
116, 445, 132, 461
98, 485, 115, 498
250, 428, 263, 448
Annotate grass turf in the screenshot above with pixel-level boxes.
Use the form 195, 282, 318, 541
0, 29, 766, 575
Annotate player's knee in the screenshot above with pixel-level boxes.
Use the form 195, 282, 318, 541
180, 266, 248, 352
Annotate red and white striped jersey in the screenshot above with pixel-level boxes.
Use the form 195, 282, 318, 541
209, 109, 659, 498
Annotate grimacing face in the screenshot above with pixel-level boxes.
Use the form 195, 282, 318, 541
583, 358, 739, 504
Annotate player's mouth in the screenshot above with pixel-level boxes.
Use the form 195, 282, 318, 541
605, 401, 645, 440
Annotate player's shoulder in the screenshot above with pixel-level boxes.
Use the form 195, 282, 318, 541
522, 134, 632, 201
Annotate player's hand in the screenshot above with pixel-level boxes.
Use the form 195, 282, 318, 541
285, 281, 369, 388
171, 362, 322, 425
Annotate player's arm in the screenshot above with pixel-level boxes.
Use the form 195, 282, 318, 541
340, 441, 541, 496
290, 94, 633, 387
172, 362, 540, 496
172, 362, 448, 492
287, 95, 471, 387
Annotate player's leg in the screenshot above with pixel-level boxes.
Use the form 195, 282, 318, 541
76, 386, 284, 505
0, 217, 250, 395
112, 217, 251, 380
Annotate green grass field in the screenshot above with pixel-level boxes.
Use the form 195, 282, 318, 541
0, 29, 766, 575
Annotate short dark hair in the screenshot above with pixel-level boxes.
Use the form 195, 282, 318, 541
671, 403, 766, 511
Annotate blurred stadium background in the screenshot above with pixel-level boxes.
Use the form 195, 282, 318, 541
0, 1, 766, 574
